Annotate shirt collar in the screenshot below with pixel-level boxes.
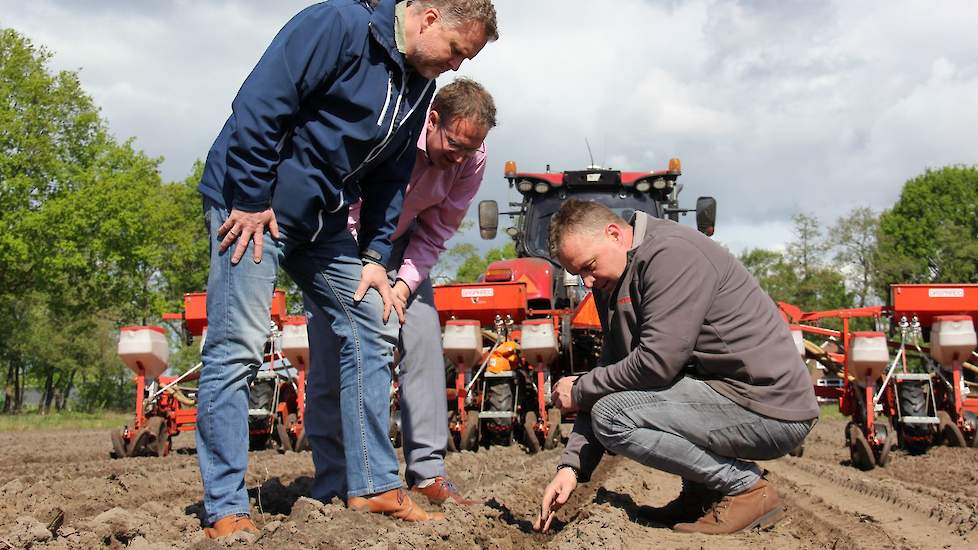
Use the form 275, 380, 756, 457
394, 1, 407, 54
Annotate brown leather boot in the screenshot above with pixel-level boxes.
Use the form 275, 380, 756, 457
348, 488, 445, 521
203, 514, 259, 539
644, 479, 721, 525
672, 478, 784, 535
411, 477, 480, 506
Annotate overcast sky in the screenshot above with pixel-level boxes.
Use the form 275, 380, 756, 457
2, 0, 977, 254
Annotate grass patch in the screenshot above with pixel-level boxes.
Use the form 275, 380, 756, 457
819, 402, 845, 421
0, 410, 132, 432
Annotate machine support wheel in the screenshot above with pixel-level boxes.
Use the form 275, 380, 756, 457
294, 426, 310, 452
964, 411, 978, 448
876, 422, 895, 467
848, 423, 876, 471
522, 411, 542, 454
145, 416, 169, 457
460, 411, 480, 452
938, 411, 967, 447
275, 414, 293, 453
446, 412, 460, 453
544, 408, 562, 450
110, 430, 128, 459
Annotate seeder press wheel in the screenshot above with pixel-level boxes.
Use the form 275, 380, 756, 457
937, 411, 967, 447
522, 411, 542, 454
847, 423, 876, 471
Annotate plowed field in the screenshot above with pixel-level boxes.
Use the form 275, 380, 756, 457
2, 417, 976, 549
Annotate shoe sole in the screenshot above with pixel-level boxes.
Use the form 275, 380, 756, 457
741, 505, 785, 532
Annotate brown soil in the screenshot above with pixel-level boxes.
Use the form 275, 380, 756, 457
1, 418, 976, 549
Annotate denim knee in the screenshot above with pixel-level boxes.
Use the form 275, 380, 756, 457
590, 393, 635, 450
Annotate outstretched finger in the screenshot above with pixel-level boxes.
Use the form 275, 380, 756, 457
252, 230, 264, 263
353, 278, 369, 303
268, 216, 280, 240
231, 229, 252, 265
379, 286, 393, 324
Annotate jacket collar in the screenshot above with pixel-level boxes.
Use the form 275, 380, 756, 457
368, 0, 407, 71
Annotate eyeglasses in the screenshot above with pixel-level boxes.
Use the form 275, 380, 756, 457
440, 123, 481, 156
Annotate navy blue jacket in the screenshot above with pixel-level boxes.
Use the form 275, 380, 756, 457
199, 0, 435, 264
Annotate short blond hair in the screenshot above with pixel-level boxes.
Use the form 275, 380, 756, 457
548, 200, 626, 259
408, 0, 499, 41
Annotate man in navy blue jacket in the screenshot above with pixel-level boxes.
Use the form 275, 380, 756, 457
195, 0, 497, 537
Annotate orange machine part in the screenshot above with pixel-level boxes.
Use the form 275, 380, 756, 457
570, 293, 602, 330
890, 284, 978, 327
173, 289, 288, 336
433, 282, 529, 326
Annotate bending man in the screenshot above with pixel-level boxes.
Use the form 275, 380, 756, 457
196, 0, 497, 537
305, 77, 496, 508
535, 199, 818, 535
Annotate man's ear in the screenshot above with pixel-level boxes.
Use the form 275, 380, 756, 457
605, 223, 624, 243
420, 7, 440, 31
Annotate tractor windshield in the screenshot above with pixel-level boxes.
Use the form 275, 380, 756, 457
523, 190, 662, 262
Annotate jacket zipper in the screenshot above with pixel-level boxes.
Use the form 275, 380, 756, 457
376, 72, 393, 126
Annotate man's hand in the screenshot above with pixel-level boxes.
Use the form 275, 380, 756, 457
354, 262, 405, 324
551, 375, 579, 414
219, 208, 280, 265
392, 279, 411, 313
533, 468, 578, 533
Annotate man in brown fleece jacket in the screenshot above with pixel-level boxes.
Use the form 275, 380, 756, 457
533, 199, 818, 535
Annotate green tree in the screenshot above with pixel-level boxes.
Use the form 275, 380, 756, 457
454, 242, 517, 283
875, 166, 978, 297
829, 207, 880, 307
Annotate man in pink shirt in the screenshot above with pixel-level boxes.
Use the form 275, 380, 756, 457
305, 78, 496, 506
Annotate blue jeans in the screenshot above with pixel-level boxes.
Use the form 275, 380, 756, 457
590, 376, 814, 495
305, 234, 449, 496
195, 199, 401, 524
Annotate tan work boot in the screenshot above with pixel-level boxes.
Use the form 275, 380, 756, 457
348, 488, 445, 521
411, 476, 480, 506
672, 478, 784, 535
203, 514, 259, 539
644, 479, 721, 525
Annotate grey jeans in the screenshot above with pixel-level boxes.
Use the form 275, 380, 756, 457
590, 376, 814, 495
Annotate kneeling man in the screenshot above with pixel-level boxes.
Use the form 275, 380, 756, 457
535, 199, 818, 535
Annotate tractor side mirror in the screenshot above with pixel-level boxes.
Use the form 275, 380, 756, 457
695, 196, 716, 236
478, 200, 499, 239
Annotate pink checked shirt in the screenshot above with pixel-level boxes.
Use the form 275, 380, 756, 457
348, 122, 487, 292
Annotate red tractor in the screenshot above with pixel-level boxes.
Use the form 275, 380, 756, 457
110, 290, 311, 457
434, 159, 717, 452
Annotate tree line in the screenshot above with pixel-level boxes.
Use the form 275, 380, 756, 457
2, 27, 976, 413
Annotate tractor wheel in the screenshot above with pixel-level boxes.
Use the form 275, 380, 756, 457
544, 408, 562, 450
787, 444, 805, 457
460, 412, 480, 452
522, 411, 541, 454
876, 422, 895, 467
938, 411, 967, 447
848, 423, 876, 471
275, 416, 293, 453
897, 380, 932, 455
110, 430, 128, 459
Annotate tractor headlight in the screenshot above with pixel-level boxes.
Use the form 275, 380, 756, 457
534, 182, 550, 194
517, 179, 533, 193
635, 181, 651, 192
652, 178, 668, 190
